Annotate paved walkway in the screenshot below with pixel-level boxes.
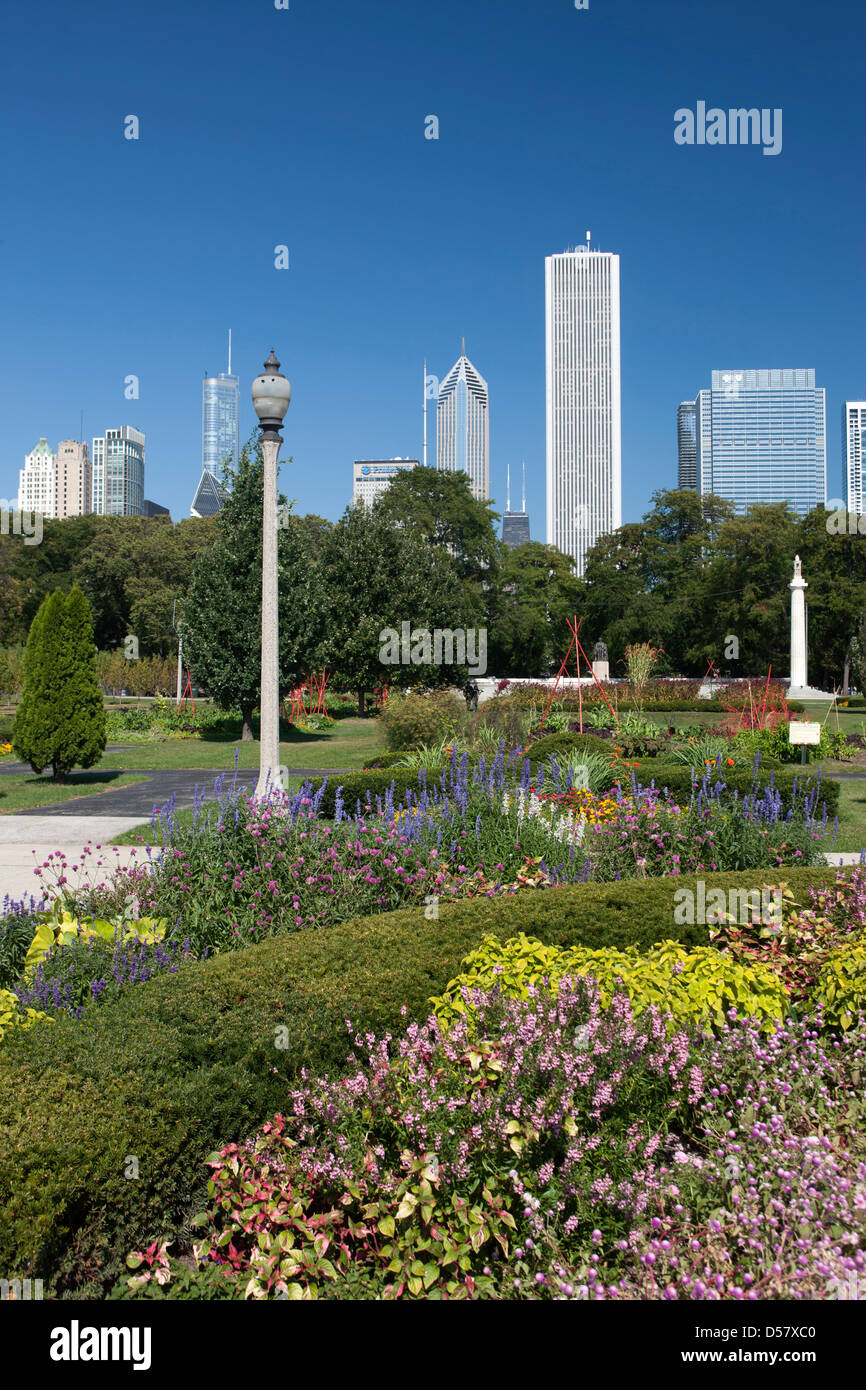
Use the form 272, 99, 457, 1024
1, 766, 349, 820
0, 816, 155, 903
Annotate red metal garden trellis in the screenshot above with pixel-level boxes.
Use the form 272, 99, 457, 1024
178, 666, 196, 718
537, 616, 618, 734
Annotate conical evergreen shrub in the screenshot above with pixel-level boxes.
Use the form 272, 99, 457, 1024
13, 585, 107, 780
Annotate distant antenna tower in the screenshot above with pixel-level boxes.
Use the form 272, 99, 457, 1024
228, 329, 232, 375
506, 462, 511, 512
522, 459, 526, 513
586, 230, 591, 248
423, 358, 428, 468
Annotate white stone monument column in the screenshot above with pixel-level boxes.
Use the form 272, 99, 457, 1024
789, 555, 808, 692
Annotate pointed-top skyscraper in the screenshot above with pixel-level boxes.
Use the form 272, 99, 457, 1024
436, 345, 490, 501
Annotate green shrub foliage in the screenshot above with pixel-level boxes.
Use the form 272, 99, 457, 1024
12, 585, 106, 779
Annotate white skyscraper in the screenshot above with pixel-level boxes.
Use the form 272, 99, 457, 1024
436, 345, 490, 501
844, 402, 866, 515
545, 239, 622, 576
18, 438, 57, 518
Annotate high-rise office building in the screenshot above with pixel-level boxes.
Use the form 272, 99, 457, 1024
844, 402, 866, 515
501, 461, 531, 549
683, 369, 826, 515
436, 346, 490, 501
677, 401, 698, 490
18, 438, 57, 517
92, 426, 145, 516
55, 440, 92, 518
353, 458, 418, 507
545, 239, 622, 577
202, 334, 239, 473
194, 334, 238, 516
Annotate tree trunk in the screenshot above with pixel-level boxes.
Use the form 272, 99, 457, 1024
844, 655, 851, 696
358, 689, 366, 718
241, 706, 254, 741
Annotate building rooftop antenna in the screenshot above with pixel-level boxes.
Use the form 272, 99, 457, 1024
228, 329, 232, 376
506, 462, 511, 512
423, 358, 428, 468
522, 459, 526, 513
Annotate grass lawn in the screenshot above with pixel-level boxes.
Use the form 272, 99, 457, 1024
824, 780, 866, 855
97, 718, 386, 773
0, 771, 149, 815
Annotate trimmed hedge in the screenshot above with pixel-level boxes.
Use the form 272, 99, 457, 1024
308, 756, 839, 820
0, 866, 846, 1296
312, 767, 440, 816
511, 694, 806, 715
528, 732, 613, 764
619, 762, 841, 818
526, 736, 839, 817
363, 751, 416, 770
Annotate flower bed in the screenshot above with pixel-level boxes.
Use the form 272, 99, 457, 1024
117, 980, 866, 1301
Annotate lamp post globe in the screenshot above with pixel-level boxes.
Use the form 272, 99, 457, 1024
252, 350, 292, 438
252, 349, 291, 800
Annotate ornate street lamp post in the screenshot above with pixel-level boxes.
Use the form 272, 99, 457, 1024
251, 350, 291, 799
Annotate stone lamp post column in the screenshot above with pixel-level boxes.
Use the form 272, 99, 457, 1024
251, 350, 291, 800
789, 554, 808, 693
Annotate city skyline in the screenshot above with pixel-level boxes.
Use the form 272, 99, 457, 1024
1, 0, 863, 543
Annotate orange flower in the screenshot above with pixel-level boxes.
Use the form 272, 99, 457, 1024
726, 758, 735, 766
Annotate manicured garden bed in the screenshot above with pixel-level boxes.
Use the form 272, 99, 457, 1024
0, 865, 847, 1297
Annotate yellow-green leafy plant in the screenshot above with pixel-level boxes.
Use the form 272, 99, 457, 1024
812, 942, 866, 1031
0, 987, 52, 1042
431, 932, 788, 1034
25, 898, 167, 973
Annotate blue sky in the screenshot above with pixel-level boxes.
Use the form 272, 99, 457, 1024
2, 0, 864, 530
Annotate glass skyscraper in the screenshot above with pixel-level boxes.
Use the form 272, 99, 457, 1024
677, 401, 698, 489
193, 336, 239, 516
682, 369, 826, 515
545, 242, 622, 577
436, 347, 490, 501
201, 368, 239, 475
92, 426, 145, 516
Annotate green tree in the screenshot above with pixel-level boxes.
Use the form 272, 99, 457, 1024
181, 446, 327, 739
318, 504, 475, 714
487, 542, 582, 676
12, 585, 106, 780
374, 467, 499, 604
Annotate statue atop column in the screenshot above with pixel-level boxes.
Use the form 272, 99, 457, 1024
591, 639, 609, 682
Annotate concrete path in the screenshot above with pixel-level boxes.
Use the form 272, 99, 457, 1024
0, 816, 156, 904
